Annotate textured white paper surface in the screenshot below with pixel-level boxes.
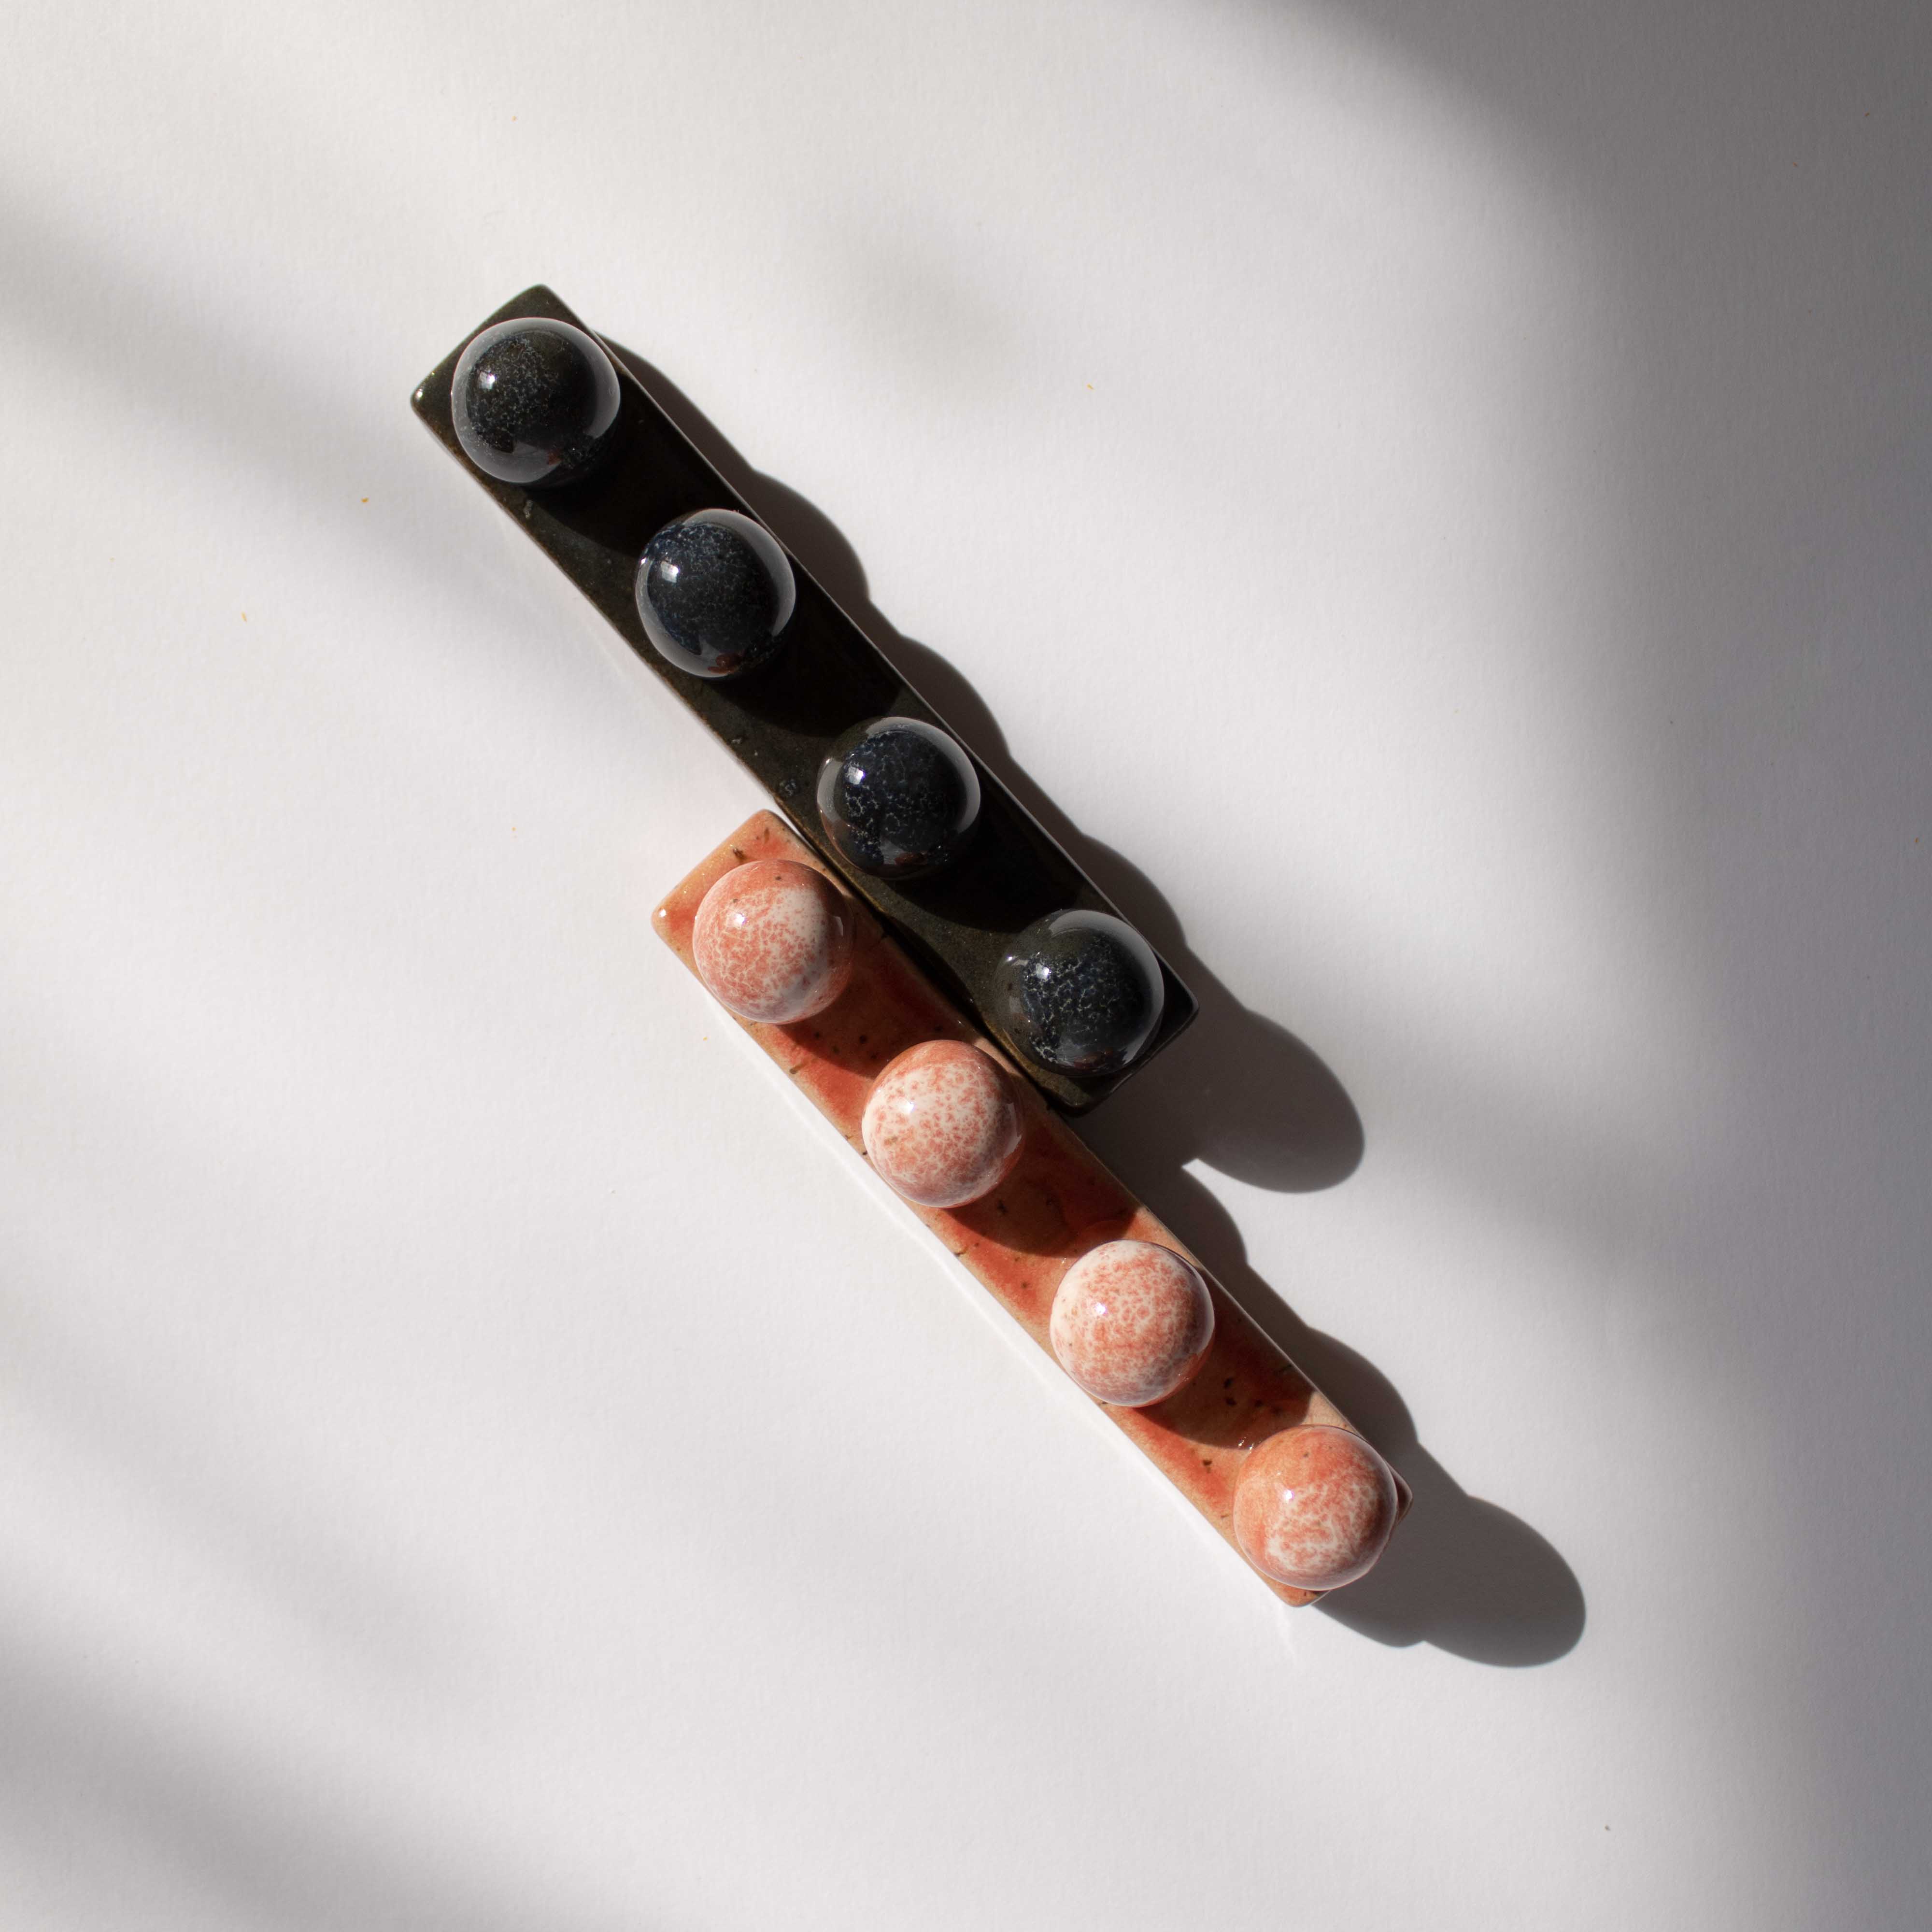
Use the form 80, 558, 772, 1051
2, 2, 1928, 1926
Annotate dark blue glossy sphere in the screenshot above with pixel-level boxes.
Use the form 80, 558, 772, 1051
994, 909, 1165, 1077
635, 509, 796, 679
451, 318, 621, 488
816, 717, 981, 879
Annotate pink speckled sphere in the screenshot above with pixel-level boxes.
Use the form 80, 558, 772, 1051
693, 859, 855, 1024
861, 1040, 1024, 1209
1049, 1239, 1214, 1407
1232, 1424, 1398, 1591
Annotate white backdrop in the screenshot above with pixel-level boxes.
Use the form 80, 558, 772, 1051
3, 3, 1928, 1927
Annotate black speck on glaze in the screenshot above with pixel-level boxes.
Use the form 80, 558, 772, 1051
817, 716, 981, 879
451, 318, 620, 488
635, 509, 796, 680
995, 909, 1164, 1077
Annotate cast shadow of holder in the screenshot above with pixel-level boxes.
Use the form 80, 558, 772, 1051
609, 344, 1585, 1667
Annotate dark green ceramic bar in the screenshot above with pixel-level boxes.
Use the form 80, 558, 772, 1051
411, 285, 1195, 1110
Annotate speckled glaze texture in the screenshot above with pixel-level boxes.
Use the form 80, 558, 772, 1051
1232, 1424, 1399, 1591
995, 908, 1165, 1078
816, 716, 982, 879
451, 318, 620, 488
1049, 1239, 1215, 1408
655, 812, 1406, 1605
636, 509, 796, 679
861, 1040, 1023, 1209
693, 859, 855, 1024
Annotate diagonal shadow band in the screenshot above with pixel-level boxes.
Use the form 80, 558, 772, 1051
608, 341, 1585, 1666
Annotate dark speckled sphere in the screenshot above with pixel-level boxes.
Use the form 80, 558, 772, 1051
451, 318, 621, 488
635, 509, 797, 680
995, 909, 1165, 1078
816, 717, 981, 880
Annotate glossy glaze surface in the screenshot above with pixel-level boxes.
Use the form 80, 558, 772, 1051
861, 1040, 1023, 1208
636, 508, 796, 679
693, 859, 855, 1024
816, 716, 981, 879
1049, 1239, 1215, 1407
995, 908, 1165, 1078
1232, 1424, 1399, 1591
450, 317, 620, 488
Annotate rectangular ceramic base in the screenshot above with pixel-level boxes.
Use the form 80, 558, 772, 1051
655, 811, 1409, 1606
412, 287, 1195, 1112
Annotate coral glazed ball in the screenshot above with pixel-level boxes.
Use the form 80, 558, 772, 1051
1232, 1424, 1398, 1591
861, 1040, 1024, 1209
1049, 1239, 1215, 1407
692, 860, 855, 1024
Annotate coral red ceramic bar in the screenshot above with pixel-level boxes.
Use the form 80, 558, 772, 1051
654, 811, 1409, 1605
